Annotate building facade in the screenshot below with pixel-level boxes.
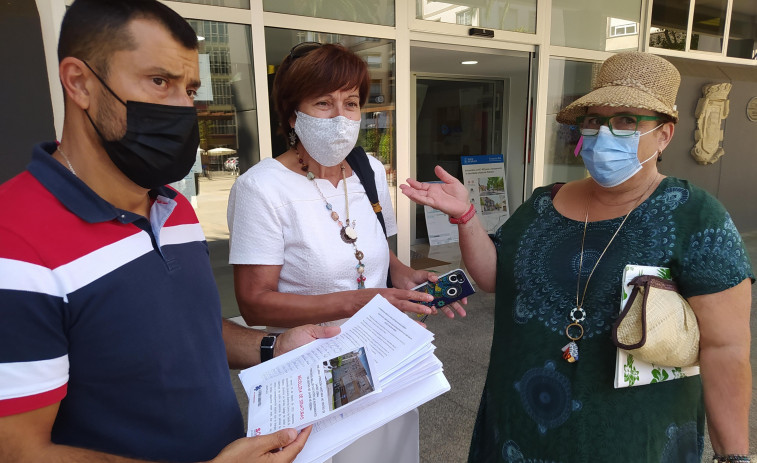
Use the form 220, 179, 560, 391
5, 0, 757, 270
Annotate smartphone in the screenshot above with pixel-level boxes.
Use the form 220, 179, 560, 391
412, 268, 476, 322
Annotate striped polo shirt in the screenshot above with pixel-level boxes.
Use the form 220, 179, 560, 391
0, 143, 243, 461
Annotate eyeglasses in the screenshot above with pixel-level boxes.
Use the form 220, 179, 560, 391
289, 41, 322, 60
576, 114, 661, 137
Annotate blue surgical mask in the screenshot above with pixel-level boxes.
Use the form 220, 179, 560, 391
580, 125, 660, 188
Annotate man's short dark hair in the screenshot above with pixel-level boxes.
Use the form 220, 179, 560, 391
57, 0, 198, 76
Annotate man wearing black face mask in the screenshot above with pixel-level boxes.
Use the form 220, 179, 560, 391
0, 1, 339, 462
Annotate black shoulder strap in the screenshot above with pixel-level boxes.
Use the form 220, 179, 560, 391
345, 146, 393, 288
345, 146, 387, 237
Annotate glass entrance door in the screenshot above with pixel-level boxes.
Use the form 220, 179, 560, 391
414, 78, 505, 242
410, 44, 533, 248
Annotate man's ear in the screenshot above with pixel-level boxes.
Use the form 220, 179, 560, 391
59, 57, 94, 111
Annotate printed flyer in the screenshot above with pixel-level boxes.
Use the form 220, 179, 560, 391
248, 347, 378, 434
461, 154, 509, 234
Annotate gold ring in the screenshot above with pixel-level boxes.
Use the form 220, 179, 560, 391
565, 322, 584, 341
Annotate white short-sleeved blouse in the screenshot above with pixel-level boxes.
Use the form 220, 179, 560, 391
228, 154, 397, 301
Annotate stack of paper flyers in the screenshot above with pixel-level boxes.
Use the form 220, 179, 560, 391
239, 295, 450, 462
613, 264, 700, 388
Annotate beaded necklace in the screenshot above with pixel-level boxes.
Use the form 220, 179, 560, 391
297, 149, 367, 289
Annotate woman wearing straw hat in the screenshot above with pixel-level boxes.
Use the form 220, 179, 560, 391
401, 51, 753, 462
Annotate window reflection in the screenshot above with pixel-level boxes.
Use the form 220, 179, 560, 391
650, 0, 689, 51
416, 0, 536, 34
544, 58, 600, 185
263, 0, 395, 26
170, 0, 250, 8
551, 0, 640, 51
186, 20, 258, 177
691, 0, 728, 53
727, 0, 757, 58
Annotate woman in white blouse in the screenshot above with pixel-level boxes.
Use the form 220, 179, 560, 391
228, 42, 465, 328
227, 42, 466, 463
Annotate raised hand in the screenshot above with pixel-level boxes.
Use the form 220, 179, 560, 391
399, 165, 471, 218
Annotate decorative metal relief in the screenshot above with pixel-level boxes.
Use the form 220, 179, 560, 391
691, 83, 732, 165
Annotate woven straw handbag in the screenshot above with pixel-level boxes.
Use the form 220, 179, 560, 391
611, 275, 700, 367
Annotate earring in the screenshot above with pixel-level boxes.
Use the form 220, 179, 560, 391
288, 130, 297, 148
657, 150, 663, 162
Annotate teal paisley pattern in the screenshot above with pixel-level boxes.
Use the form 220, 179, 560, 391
468, 177, 753, 463
511, 184, 687, 338
661, 422, 703, 463
680, 214, 753, 296
502, 440, 562, 463
513, 361, 582, 434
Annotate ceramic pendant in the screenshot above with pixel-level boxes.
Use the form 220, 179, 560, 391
561, 342, 579, 363
341, 226, 358, 244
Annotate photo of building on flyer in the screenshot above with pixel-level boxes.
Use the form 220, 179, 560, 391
477, 176, 507, 214
322, 347, 375, 411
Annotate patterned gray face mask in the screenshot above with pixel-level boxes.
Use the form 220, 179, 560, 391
294, 110, 361, 166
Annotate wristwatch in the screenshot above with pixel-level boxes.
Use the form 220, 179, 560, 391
260, 333, 280, 363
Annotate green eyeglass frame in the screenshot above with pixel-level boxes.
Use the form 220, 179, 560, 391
576, 114, 661, 137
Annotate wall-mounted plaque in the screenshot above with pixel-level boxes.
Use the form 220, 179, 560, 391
747, 97, 757, 122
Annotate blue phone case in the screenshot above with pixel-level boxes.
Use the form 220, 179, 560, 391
413, 268, 475, 320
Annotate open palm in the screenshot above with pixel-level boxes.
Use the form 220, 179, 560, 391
400, 165, 471, 217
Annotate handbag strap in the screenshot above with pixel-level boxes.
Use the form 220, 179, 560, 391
611, 277, 651, 350
344, 146, 393, 288
629, 274, 680, 292
345, 146, 387, 237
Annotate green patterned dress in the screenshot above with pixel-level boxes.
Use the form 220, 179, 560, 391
468, 177, 754, 462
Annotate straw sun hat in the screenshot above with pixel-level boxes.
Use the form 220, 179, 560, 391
556, 51, 681, 125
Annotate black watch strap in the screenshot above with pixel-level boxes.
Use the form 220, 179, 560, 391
260, 333, 280, 363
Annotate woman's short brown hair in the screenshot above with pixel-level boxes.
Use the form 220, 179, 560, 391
272, 43, 370, 139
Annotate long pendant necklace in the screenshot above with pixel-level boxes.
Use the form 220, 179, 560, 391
297, 149, 367, 289
562, 174, 660, 363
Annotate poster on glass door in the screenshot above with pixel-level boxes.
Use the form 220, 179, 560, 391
461, 155, 510, 234
423, 182, 460, 246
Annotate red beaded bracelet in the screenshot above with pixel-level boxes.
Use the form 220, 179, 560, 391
448, 204, 476, 224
